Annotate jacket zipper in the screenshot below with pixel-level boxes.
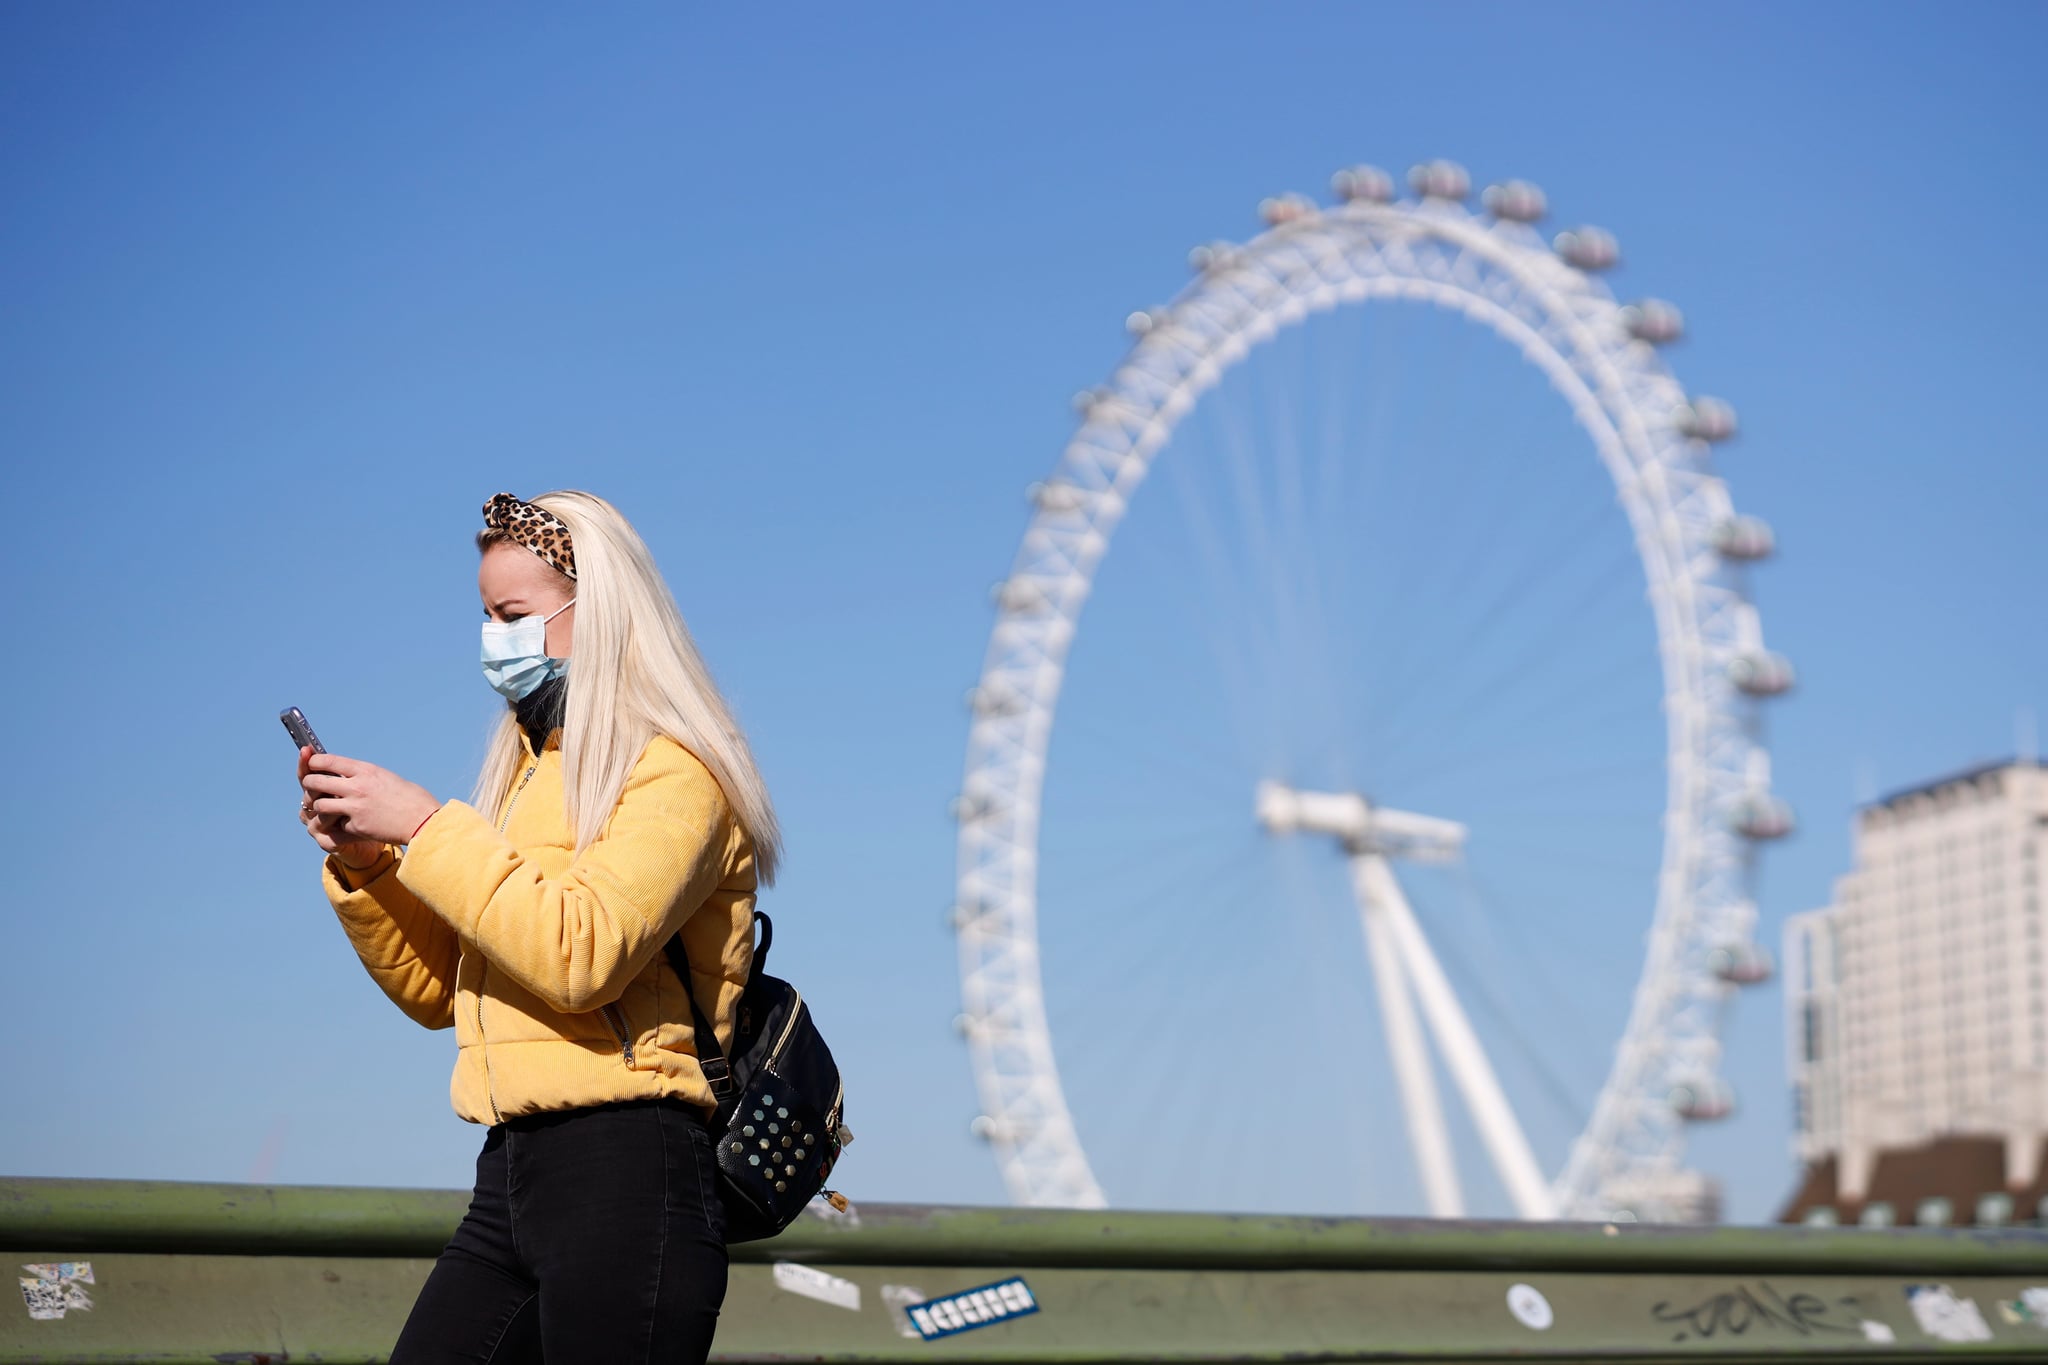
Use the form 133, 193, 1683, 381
477, 759, 540, 1125
601, 1004, 636, 1066
498, 761, 540, 833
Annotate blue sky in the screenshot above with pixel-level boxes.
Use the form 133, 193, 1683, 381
2, 3, 2043, 1225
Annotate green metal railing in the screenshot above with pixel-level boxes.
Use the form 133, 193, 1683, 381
6, 1176, 2048, 1361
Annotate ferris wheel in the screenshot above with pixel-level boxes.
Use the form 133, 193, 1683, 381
951, 160, 1793, 1223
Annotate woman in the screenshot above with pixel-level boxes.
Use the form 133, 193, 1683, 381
296, 490, 781, 1364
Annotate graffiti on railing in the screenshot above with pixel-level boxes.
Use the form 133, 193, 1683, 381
1650, 1282, 1865, 1343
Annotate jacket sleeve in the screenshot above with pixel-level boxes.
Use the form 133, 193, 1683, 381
321, 847, 460, 1030
396, 740, 735, 1016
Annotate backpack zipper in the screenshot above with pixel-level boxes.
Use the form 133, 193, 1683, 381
764, 992, 805, 1067
826, 1082, 846, 1137
764, 994, 848, 1146
476, 759, 540, 1125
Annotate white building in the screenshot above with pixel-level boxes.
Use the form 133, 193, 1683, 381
1782, 758, 2048, 1226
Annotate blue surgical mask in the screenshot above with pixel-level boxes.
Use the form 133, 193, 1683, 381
480, 598, 575, 701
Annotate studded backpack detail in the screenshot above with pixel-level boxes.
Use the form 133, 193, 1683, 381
663, 912, 851, 1243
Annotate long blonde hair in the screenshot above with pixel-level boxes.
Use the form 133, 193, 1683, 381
470, 490, 782, 885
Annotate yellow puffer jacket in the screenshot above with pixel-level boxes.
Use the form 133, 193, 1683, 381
322, 729, 757, 1124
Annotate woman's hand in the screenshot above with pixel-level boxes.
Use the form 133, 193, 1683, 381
298, 747, 442, 856
298, 747, 381, 864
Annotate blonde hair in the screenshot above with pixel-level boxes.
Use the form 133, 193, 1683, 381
471, 490, 782, 885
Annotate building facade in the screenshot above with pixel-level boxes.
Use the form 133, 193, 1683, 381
1782, 759, 2048, 1226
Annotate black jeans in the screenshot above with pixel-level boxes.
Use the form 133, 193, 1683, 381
393, 1099, 728, 1365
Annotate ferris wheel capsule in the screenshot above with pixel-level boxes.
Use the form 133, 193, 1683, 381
1729, 792, 1796, 841
991, 577, 1052, 613
1258, 193, 1317, 226
1553, 227, 1620, 271
1407, 160, 1470, 201
1707, 943, 1775, 986
1188, 240, 1237, 273
1713, 515, 1776, 562
1620, 299, 1685, 344
1028, 479, 1087, 514
1669, 1078, 1735, 1122
1331, 164, 1396, 203
1481, 180, 1547, 222
1673, 397, 1738, 443
1728, 650, 1796, 697
966, 680, 1027, 717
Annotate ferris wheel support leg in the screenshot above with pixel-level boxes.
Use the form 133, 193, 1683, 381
1349, 852, 1465, 1219
1356, 854, 1559, 1221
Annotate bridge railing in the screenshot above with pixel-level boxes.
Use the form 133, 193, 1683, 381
6, 1176, 2048, 1361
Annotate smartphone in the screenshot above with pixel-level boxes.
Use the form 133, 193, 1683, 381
280, 706, 326, 755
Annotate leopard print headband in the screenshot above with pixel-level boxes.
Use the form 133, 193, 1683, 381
482, 493, 577, 581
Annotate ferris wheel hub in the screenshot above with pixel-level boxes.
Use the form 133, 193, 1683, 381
1255, 781, 1466, 864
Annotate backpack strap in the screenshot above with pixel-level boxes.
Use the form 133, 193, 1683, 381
661, 910, 770, 1105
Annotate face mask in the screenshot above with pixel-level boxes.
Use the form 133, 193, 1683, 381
480, 598, 575, 701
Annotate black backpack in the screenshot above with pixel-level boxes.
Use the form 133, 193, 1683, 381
663, 912, 849, 1243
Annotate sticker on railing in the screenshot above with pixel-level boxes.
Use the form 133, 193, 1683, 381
1995, 1287, 2048, 1330
1905, 1284, 1992, 1343
772, 1261, 861, 1311
1506, 1282, 1553, 1330
901, 1278, 1040, 1340
18, 1262, 94, 1321
882, 1284, 931, 1339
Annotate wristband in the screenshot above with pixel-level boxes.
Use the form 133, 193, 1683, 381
409, 805, 441, 844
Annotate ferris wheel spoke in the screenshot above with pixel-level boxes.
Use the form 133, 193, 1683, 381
1410, 883, 1590, 1134
1383, 617, 1662, 783
1149, 429, 1289, 767
1045, 822, 1268, 888
1366, 543, 1649, 782
1372, 651, 1657, 798
1048, 828, 1265, 909
1462, 830, 1660, 881
1203, 372, 1350, 771
1450, 866, 1626, 1055
1314, 306, 1411, 638
1345, 409, 1601, 705
1361, 496, 1636, 754
1306, 303, 1369, 572
1410, 689, 1668, 794
1365, 523, 1644, 752
1403, 752, 1665, 808
1044, 833, 1275, 1004
1052, 702, 1252, 789
1054, 850, 1288, 1176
